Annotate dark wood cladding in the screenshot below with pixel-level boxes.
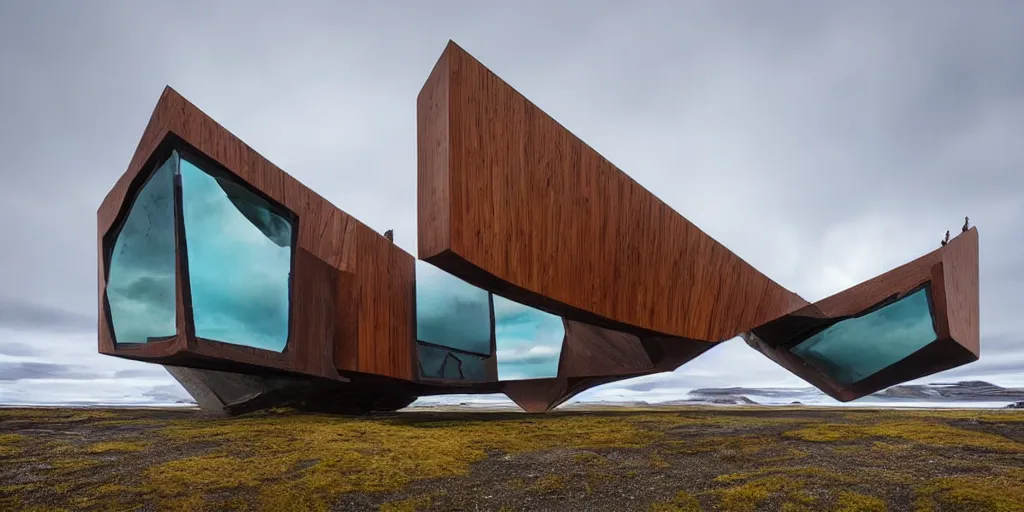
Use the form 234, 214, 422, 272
939, 228, 980, 355
352, 227, 416, 378
98, 87, 414, 382
417, 41, 806, 342
502, 378, 567, 413
417, 50, 451, 260
745, 228, 980, 401
560, 319, 655, 378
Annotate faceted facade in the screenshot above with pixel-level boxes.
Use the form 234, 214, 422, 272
97, 41, 980, 414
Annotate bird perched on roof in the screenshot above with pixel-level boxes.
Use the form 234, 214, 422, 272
941, 230, 950, 246
384, 229, 394, 242
962, 216, 970, 233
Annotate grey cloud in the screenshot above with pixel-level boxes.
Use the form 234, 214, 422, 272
0, 342, 39, 357
113, 367, 170, 379
0, 362, 102, 381
143, 384, 194, 403
0, 297, 95, 334
608, 379, 682, 394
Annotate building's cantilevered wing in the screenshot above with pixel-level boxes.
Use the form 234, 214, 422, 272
415, 41, 980, 409
97, 88, 419, 413
743, 227, 979, 401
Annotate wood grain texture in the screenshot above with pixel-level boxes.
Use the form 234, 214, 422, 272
744, 229, 980, 401
940, 228, 980, 356
333, 269, 359, 372
417, 41, 807, 343
98, 87, 414, 382
353, 227, 415, 379
417, 50, 451, 260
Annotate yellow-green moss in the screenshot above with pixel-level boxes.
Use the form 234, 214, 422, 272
0, 409, 117, 424
86, 441, 148, 453
2, 406, 1021, 511
711, 467, 865, 511
763, 448, 810, 463
584, 472, 614, 494
0, 483, 42, 495
716, 475, 807, 511
667, 434, 776, 461
714, 466, 855, 486
834, 491, 887, 511
914, 472, 1024, 512
649, 453, 671, 468
379, 495, 431, 512
531, 475, 567, 493
0, 433, 25, 443
650, 490, 702, 511
144, 412, 682, 508
573, 451, 607, 465
0, 433, 25, 457
783, 420, 1023, 452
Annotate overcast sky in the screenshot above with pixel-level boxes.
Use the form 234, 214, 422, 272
1, 1, 1022, 406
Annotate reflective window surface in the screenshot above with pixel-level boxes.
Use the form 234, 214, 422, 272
417, 344, 488, 381
494, 295, 565, 380
106, 154, 178, 343
413, 262, 566, 381
415, 260, 492, 355
790, 288, 937, 385
179, 156, 293, 352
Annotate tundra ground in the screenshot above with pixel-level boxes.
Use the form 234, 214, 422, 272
1, 406, 1022, 511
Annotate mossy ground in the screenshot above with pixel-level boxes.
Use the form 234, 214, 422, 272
1, 406, 1022, 511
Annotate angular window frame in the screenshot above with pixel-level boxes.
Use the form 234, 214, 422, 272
101, 152, 179, 345
101, 136, 300, 356
412, 263, 570, 383
786, 282, 939, 386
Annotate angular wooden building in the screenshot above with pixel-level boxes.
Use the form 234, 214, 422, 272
97, 41, 980, 414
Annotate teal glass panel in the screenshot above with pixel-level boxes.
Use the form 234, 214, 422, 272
790, 288, 937, 385
179, 157, 293, 352
415, 260, 491, 355
417, 343, 487, 381
457, 353, 488, 381
417, 344, 448, 379
494, 295, 565, 380
106, 154, 178, 343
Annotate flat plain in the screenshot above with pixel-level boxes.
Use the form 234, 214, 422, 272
1, 406, 1022, 511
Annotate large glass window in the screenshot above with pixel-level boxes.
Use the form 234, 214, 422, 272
790, 287, 938, 385
494, 296, 565, 380
179, 156, 293, 352
415, 260, 492, 355
106, 154, 178, 343
413, 260, 567, 382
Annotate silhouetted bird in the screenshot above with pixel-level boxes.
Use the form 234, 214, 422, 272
962, 216, 970, 233
384, 229, 394, 242
941, 230, 950, 246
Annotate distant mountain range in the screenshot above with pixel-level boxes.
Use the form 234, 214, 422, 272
687, 381, 1024, 406
5, 381, 1022, 410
